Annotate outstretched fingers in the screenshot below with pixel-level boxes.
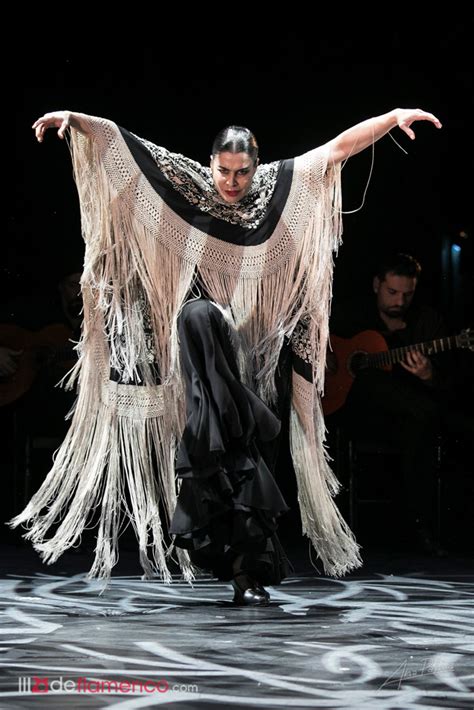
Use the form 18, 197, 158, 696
31, 112, 70, 142
32, 117, 46, 143
399, 109, 442, 140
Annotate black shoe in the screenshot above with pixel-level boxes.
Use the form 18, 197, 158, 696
231, 573, 270, 606
253, 581, 271, 602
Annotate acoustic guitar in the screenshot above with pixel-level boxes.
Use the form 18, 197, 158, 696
323, 328, 473, 416
0, 323, 75, 407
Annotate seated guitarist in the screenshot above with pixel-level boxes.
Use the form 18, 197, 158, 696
327, 252, 473, 554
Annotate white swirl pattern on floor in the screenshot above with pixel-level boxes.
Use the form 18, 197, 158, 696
0, 564, 473, 709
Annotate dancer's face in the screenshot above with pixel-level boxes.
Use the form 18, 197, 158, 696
210, 151, 257, 204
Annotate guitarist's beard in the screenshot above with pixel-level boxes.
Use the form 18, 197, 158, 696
383, 306, 407, 319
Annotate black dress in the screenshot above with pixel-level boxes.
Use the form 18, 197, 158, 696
169, 298, 294, 585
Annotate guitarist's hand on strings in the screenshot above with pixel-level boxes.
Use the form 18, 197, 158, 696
400, 349, 433, 382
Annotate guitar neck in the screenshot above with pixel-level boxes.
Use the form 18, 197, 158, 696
368, 334, 461, 367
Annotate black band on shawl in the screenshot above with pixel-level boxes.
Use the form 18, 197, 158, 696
292, 353, 313, 383
119, 127, 293, 247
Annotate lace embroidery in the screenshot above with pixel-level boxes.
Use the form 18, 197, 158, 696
291, 319, 313, 364
136, 292, 156, 363
89, 118, 330, 278
136, 135, 280, 230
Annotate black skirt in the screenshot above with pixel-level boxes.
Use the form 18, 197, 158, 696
169, 299, 293, 584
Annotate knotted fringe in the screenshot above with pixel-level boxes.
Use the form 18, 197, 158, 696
198, 147, 343, 404
9, 319, 197, 591
9, 121, 198, 589
9, 114, 361, 583
290, 371, 363, 576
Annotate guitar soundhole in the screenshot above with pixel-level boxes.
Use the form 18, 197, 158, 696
348, 351, 368, 377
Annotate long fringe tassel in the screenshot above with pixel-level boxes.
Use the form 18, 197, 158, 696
71, 130, 197, 388
198, 155, 342, 406
8, 282, 197, 587
9, 118, 351, 586
290, 371, 363, 577
8, 385, 197, 589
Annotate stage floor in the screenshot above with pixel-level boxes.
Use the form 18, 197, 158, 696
0, 542, 473, 709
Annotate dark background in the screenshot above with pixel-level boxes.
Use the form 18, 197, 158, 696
2, 21, 473, 558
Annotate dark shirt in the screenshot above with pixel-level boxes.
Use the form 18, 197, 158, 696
329, 298, 451, 388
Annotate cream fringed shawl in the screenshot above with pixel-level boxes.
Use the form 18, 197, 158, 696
9, 114, 362, 585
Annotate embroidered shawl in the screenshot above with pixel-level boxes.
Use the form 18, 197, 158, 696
10, 113, 362, 585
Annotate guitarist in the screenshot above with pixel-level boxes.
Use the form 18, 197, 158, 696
327, 252, 472, 554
